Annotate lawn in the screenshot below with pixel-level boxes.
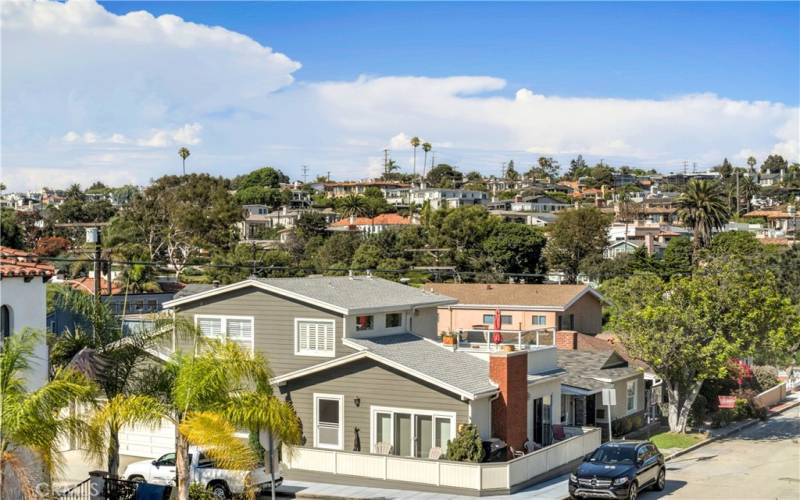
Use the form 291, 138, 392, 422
649, 431, 705, 450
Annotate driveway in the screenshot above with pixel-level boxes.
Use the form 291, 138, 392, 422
647, 404, 800, 499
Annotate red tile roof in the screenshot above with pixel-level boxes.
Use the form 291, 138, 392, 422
0, 246, 55, 278
67, 277, 125, 296
329, 214, 413, 227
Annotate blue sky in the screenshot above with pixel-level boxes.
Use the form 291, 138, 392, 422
102, 1, 799, 104
2, 1, 799, 190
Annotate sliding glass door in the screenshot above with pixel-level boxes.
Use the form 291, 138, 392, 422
371, 407, 456, 458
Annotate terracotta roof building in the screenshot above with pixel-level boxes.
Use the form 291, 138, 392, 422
0, 246, 55, 279
328, 213, 415, 234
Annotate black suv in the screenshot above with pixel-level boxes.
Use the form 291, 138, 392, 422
568, 441, 665, 500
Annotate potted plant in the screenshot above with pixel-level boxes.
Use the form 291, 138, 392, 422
441, 331, 458, 346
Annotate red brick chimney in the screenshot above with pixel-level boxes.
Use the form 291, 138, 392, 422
489, 351, 528, 451
555, 330, 578, 350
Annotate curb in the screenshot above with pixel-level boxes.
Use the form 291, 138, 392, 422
664, 396, 800, 462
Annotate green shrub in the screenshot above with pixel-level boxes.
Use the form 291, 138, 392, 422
711, 409, 735, 428
733, 398, 752, 420
752, 365, 779, 393
446, 424, 485, 463
188, 483, 215, 500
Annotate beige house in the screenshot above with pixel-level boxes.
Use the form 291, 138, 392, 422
426, 283, 605, 335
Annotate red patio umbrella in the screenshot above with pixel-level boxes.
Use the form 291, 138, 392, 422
492, 307, 503, 344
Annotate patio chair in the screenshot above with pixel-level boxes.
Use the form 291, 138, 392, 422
428, 447, 443, 460
375, 442, 393, 455
552, 424, 566, 442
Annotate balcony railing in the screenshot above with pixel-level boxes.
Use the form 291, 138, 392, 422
453, 327, 556, 352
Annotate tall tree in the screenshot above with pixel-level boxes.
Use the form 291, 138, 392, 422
337, 194, 368, 219
1, 330, 96, 497
483, 223, 546, 277
739, 176, 760, 212
603, 261, 800, 432
544, 207, 612, 283
178, 147, 190, 176
110, 174, 241, 280
676, 180, 730, 260
761, 154, 787, 174
235, 167, 289, 190
426, 164, 462, 188
746, 156, 757, 172
410, 136, 421, 177
421, 142, 432, 178
567, 155, 589, 179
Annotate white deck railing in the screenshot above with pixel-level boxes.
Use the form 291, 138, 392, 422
454, 327, 556, 351
283, 426, 600, 493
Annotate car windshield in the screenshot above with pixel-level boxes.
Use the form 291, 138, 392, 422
588, 445, 637, 465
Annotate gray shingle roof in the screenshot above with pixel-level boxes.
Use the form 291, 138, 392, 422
347, 333, 498, 398
168, 277, 456, 313
252, 277, 456, 313
557, 350, 640, 392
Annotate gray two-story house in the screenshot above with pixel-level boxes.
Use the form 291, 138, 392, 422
122, 276, 600, 495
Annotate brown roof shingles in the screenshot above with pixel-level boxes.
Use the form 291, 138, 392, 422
425, 283, 596, 309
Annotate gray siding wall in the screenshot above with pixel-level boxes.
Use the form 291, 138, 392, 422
175, 286, 357, 377
281, 358, 469, 453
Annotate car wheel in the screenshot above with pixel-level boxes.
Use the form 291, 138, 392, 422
654, 467, 666, 491
628, 481, 638, 500
207, 482, 230, 500
128, 475, 145, 483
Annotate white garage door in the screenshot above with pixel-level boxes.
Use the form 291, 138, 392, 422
119, 419, 176, 459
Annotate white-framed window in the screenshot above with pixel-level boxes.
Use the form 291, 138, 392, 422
195, 315, 254, 353
314, 394, 343, 450
370, 406, 456, 458
295, 318, 336, 357
483, 314, 512, 325
626, 379, 637, 412
356, 315, 374, 331
385, 313, 402, 329
532, 315, 547, 326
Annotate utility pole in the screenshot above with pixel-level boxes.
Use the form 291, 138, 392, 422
431, 152, 436, 170
736, 170, 740, 215
682, 160, 688, 176
383, 149, 389, 175
327, 171, 331, 182
692, 162, 697, 174
302, 165, 309, 184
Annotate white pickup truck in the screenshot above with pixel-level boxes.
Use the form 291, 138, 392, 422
122, 446, 281, 498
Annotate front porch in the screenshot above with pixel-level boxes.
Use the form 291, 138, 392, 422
282, 426, 600, 496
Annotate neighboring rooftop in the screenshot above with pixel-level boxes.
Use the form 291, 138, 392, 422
165, 276, 457, 314
425, 283, 603, 309
557, 350, 640, 392
329, 213, 412, 227
0, 246, 55, 278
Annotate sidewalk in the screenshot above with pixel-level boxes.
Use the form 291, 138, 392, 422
275, 473, 570, 500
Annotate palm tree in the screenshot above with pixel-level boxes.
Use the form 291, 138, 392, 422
1, 330, 96, 498
337, 194, 368, 220
141, 336, 301, 500
421, 142, 432, 179
676, 179, 730, 260
740, 176, 760, 213
178, 147, 191, 175
49, 287, 163, 477
410, 136, 421, 177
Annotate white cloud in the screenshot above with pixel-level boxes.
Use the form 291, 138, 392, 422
1, 0, 798, 191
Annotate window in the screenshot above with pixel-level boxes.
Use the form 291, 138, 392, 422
314, 394, 343, 449
356, 315, 373, 331
482, 314, 512, 325
371, 407, 456, 458
155, 453, 176, 467
385, 313, 402, 328
295, 319, 335, 357
626, 380, 637, 412
196, 315, 254, 352
532, 315, 546, 326
1, 305, 11, 340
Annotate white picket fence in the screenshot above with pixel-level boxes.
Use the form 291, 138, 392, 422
284, 427, 601, 493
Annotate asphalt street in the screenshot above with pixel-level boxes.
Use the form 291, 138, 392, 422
646, 404, 800, 499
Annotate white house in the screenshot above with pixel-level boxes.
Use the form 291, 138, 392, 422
0, 246, 54, 390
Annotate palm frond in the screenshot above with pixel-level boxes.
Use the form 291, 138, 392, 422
2, 450, 38, 499
220, 392, 302, 446
179, 411, 257, 471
